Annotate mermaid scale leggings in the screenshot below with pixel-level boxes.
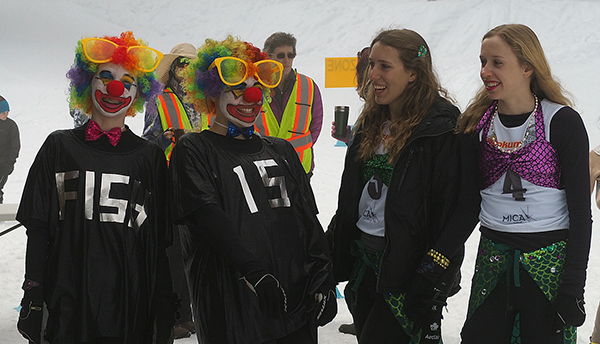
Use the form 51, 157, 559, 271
466, 236, 576, 344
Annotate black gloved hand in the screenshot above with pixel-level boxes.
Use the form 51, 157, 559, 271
411, 300, 444, 344
404, 254, 447, 321
17, 282, 44, 344
404, 256, 448, 343
404, 273, 436, 322
553, 292, 585, 330
406, 279, 445, 343
243, 270, 287, 318
309, 289, 337, 326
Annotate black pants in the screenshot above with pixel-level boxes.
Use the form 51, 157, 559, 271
345, 262, 409, 344
203, 320, 316, 344
263, 322, 317, 344
48, 338, 122, 344
167, 225, 193, 325
0, 173, 8, 203
80, 339, 122, 344
461, 266, 563, 344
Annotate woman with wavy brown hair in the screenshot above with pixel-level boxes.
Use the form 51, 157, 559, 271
328, 28, 479, 343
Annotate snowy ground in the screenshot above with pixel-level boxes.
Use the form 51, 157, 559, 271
2, 0, 600, 343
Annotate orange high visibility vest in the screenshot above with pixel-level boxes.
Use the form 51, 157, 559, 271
255, 73, 315, 173
157, 87, 210, 161
157, 88, 192, 161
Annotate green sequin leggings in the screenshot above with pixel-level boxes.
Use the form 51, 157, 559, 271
462, 236, 576, 344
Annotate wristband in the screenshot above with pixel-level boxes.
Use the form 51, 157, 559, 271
427, 249, 450, 270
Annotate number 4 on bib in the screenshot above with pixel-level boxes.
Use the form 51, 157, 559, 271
502, 169, 527, 201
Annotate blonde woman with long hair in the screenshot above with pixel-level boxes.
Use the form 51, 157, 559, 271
459, 24, 591, 344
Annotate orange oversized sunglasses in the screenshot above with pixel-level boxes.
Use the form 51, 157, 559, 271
208, 57, 283, 88
81, 37, 164, 73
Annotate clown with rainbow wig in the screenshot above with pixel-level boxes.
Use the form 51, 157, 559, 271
169, 36, 337, 343
16, 32, 175, 344
67, 31, 163, 120
180, 35, 283, 138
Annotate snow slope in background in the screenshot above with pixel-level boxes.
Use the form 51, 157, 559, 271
1, 1, 599, 342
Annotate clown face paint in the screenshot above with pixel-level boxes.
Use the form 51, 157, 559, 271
216, 77, 264, 128
91, 62, 137, 119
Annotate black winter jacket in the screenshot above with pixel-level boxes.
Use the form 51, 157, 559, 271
0, 117, 20, 175
328, 99, 480, 294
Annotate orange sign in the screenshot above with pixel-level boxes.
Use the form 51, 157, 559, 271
325, 57, 358, 88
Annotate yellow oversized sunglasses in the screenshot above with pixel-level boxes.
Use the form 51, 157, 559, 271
81, 37, 164, 73
208, 57, 283, 88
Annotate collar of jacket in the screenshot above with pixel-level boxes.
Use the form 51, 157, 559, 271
351, 98, 459, 150
409, 98, 459, 139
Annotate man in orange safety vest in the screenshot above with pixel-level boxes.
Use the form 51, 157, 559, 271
255, 32, 323, 178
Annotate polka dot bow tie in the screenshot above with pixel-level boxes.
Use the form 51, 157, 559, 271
85, 120, 123, 147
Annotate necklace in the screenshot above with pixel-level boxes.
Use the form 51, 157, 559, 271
489, 95, 538, 153
213, 121, 228, 129
212, 120, 254, 139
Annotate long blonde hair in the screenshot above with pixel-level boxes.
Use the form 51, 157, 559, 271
355, 29, 452, 162
457, 24, 572, 134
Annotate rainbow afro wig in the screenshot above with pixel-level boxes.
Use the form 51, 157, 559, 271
66, 31, 163, 117
182, 35, 270, 115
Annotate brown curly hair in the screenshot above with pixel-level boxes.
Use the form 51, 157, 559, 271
355, 29, 452, 163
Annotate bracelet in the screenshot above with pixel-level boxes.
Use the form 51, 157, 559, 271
427, 249, 450, 270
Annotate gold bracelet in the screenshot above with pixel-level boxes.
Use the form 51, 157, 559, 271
427, 249, 450, 269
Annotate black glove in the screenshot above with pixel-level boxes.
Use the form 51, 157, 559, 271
412, 300, 444, 344
553, 292, 585, 330
405, 275, 446, 342
404, 257, 448, 343
243, 270, 287, 318
17, 282, 44, 344
404, 255, 448, 319
309, 289, 337, 326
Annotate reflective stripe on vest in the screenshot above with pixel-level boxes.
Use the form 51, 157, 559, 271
157, 87, 193, 161
256, 73, 315, 173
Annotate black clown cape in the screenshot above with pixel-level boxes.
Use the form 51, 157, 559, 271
169, 131, 333, 344
17, 128, 172, 343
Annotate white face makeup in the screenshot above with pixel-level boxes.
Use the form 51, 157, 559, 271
91, 62, 138, 118
216, 76, 264, 128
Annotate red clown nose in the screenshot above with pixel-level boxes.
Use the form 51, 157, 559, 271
106, 80, 125, 97
243, 87, 262, 103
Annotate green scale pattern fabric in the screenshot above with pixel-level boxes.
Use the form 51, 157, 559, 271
384, 292, 436, 344
467, 236, 576, 343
